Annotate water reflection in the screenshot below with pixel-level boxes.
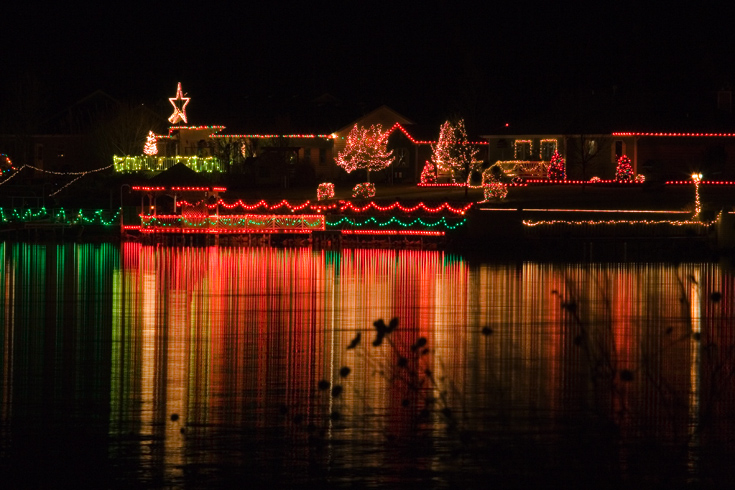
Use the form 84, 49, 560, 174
2, 242, 735, 488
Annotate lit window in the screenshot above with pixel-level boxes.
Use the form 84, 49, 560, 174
540, 139, 557, 160
514, 140, 532, 160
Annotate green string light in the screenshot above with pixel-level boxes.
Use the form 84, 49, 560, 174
326, 216, 467, 230
0, 207, 120, 226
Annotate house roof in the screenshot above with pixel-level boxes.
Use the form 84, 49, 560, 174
480, 89, 735, 137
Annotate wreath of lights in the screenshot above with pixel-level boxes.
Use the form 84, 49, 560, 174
317, 183, 335, 201
352, 182, 376, 198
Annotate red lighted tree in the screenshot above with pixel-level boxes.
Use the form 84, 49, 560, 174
615, 155, 634, 182
547, 150, 566, 180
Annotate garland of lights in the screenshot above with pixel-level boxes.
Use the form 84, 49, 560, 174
177, 199, 311, 212
352, 182, 376, 198
0, 163, 114, 194
0, 207, 120, 225
336, 124, 394, 174
327, 216, 467, 230
338, 201, 472, 215
317, 183, 335, 201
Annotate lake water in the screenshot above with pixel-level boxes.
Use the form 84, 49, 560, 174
1, 242, 734, 489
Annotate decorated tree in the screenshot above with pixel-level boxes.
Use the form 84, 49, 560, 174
143, 130, 158, 156
547, 150, 566, 180
420, 160, 437, 184
431, 118, 479, 195
336, 124, 394, 182
615, 155, 634, 182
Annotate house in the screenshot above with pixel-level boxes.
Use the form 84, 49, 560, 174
481, 89, 735, 181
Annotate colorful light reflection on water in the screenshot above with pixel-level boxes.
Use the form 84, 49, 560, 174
1, 242, 735, 488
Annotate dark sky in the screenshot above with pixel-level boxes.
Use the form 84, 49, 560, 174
3, 2, 735, 134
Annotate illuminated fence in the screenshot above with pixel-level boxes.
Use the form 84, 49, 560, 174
138, 214, 325, 234
113, 155, 224, 173
0, 207, 120, 226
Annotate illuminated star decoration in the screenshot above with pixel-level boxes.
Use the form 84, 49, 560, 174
168, 82, 190, 124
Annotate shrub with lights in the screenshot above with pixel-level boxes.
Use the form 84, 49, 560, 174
590, 176, 601, 183
352, 182, 376, 198
420, 160, 437, 184
317, 182, 335, 201
316, 182, 334, 201
547, 150, 566, 180
482, 182, 508, 201
635, 174, 645, 183
615, 155, 634, 182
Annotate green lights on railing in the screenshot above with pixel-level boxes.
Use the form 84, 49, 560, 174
0, 207, 121, 226
326, 216, 467, 230
113, 155, 223, 173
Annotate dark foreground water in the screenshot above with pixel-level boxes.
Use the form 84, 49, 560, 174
1, 242, 735, 489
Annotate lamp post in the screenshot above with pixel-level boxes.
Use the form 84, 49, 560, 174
691, 173, 703, 219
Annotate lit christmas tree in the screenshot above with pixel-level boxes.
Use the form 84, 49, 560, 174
143, 131, 158, 156
420, 160, 436, 183
431, 119, 478, 183
615, 155, 634, 182
336, 124, 394, 181
547, 150, 566, 180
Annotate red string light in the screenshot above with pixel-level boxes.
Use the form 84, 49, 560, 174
338, 201, 473, 215
613, 132, 735, 137
341, 229, 445, 236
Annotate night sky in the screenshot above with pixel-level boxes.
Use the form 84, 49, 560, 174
3, 2, 734, 134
